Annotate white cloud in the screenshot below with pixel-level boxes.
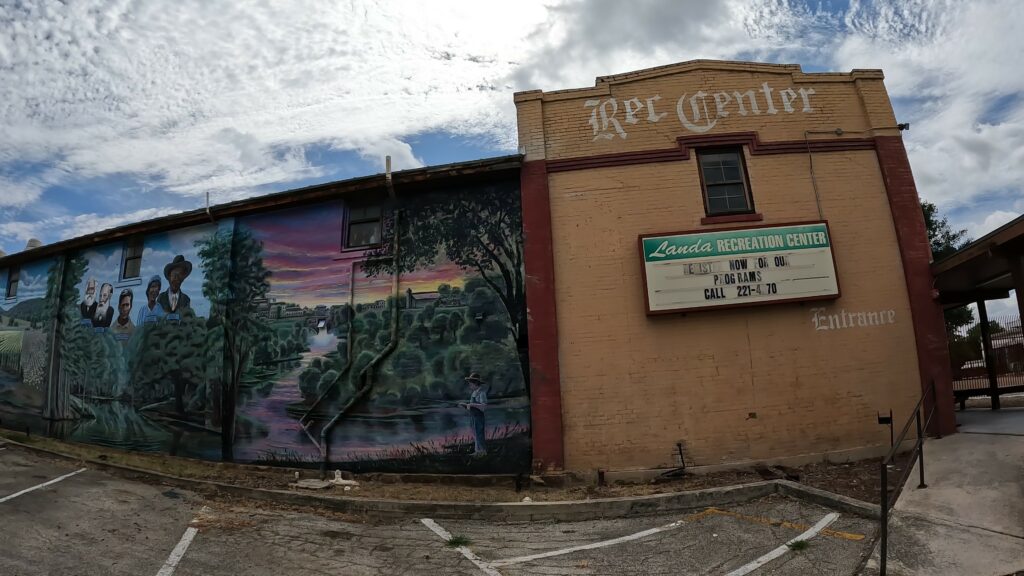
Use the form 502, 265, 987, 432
0, 177, 44, 207
0, 0, 1021, 259
830, 0, 1024, 229
965, 210, 1019, 240
0, 0, 549, 202
0, 206, 182, 248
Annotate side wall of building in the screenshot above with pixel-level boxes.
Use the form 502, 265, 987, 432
516, 62, 949, 471
0, 179, 533, 474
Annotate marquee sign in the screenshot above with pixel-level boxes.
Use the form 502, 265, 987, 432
639, 221, 840, 314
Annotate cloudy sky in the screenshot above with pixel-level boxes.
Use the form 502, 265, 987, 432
1, 0, 1022, 307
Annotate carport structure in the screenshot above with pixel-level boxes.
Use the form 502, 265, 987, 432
933, 213, 1024, 409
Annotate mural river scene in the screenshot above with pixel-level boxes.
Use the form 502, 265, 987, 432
0, 181, 532, 474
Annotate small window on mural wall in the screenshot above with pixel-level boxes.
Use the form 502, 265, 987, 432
5, 266, 18, 299
121, 237, 144, 280
698, 148, 754, 216
346, 205, 383, 248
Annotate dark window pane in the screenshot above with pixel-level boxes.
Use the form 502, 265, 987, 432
701, 149, 751, 215
124, 257, 142, 279
125, 240, 144, 258
707, 184, 750, 214
348, 221, 381, 247
6, 267, 18, 298
121, 239, 144, 279
700, 152, 742, 185
707, 196, 729, 214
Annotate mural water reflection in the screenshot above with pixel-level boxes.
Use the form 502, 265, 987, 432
0, 180, 533, 474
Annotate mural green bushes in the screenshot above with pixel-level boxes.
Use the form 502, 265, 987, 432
1, 180, 532, 474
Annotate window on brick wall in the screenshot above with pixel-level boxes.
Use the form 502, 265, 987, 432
697, 148, 754, 216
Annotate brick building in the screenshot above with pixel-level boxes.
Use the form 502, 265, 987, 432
517, 60, 955, 473
0, 60, 955, 476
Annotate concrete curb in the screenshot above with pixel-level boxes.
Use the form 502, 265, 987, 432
0, 438, 880, 522
775, 479, 881, 519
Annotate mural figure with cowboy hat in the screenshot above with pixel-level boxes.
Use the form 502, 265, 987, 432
458, 372, 488, 456
158, 254, 193, 316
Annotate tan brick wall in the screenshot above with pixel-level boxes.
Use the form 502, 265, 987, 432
517, 61, 921, 471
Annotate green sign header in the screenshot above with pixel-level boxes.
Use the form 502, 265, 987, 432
642, 223, 830, 263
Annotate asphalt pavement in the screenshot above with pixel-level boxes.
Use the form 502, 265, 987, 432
0, 443, 877, 575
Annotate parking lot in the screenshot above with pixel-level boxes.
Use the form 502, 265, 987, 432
0, 443, 877, 575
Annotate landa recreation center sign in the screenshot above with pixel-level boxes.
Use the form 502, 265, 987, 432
639, 222, 840, 314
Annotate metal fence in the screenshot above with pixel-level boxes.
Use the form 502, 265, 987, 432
948, 313, 1024, 403
878, 380, 937, 576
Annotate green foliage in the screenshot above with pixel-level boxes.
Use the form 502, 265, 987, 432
129, 311, 207, 409
391, 346, 426, 380
317, 369, 339, 393
447, 312, 464, 340
446, 535, 471, 548
467, 287, 499, 320
786, 540, 809, 551
922, 201, 975, 334
419, 303, 435, 324
350, 350, 378, 386
458, 315, 511, 346
430, 313, 449, 341
966, 320, 1004, 342
430, 353, 445, 378
922, 200, 970, 261
195, 225, 272, 460
406, 323, 430, 347
360, 182, 529, 383
52, 255, 129, 409
299, 366, 322, 397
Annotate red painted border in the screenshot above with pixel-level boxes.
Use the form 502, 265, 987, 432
547, 132, 877, 173
520, 160, 564, 471
679, 132, 876, 156
874, 136, 956, 436
638, 220, 841, 316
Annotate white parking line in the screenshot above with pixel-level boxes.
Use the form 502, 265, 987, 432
0, 467, 87, 503
490, 518, 688, 567
420, 518, 503, 576
724, 512, 840, 576
155, 526, 199, 576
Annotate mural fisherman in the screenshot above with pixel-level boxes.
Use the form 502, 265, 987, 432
458, 372, 488, 457
159, 255, 192, 316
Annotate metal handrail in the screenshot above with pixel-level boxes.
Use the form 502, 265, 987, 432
879, 379, 938, 576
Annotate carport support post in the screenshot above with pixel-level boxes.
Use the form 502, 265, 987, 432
977, 300, 1000, 410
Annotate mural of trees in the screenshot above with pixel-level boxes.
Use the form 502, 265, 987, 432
362, 182, 529, 383
129, 313, 207, 413
195, 225, 271, 461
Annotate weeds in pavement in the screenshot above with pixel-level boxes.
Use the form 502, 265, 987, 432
787, 540, 809, 551
446, 535, 471, 548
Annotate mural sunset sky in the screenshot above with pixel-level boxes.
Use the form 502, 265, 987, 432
243, 204, 467, 309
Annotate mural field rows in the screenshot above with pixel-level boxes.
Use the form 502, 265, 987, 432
0, 183, 531, 473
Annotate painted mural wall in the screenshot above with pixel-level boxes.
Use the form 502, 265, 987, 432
0, 258, 59, 432
0, 180, 530, 474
